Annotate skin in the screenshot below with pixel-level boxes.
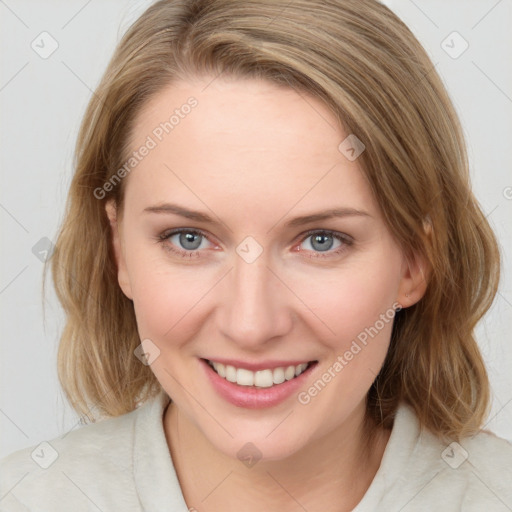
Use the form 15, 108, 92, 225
105, 75, 427, 511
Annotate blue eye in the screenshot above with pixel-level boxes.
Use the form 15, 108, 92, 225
158, 229, 212, 258
156, 228, 352, 260
296, 229, 352, 259
170, 230, 205, 251
301, 231, 341, 252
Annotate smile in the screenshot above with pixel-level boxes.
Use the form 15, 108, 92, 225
201, 358, 318, 409
206, 359, 314, 388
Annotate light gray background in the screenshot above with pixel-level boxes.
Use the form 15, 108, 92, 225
1, 0, 511, 458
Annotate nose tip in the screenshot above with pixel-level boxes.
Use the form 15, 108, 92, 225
216, 257, 293, 348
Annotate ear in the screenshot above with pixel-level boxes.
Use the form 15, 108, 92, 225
396, 248, 429, 309
105, 199, 133, 300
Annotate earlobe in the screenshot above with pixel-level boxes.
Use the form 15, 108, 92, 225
397, 249, 429, 308
105, 200, 133, 300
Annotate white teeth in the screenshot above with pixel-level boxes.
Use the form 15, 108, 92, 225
225, 365, 237, 383
295, 363, 308, 376
254, 369, 274, 388
272, 367, 285, 384
284, 366, 296, 381
209, 360, 311, 388
236, 368, 254, 386
216, 362, 226, 378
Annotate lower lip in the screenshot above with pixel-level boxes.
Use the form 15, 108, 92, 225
200, 359, 317, 409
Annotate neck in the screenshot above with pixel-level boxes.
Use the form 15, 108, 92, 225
163, 401, 390, 512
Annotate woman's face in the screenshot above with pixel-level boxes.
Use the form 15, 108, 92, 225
107, 75, 422, 461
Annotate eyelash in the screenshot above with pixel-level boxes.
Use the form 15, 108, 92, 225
155, 228, 353, 260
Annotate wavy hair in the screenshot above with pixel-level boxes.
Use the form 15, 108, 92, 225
44, 0, 500, 442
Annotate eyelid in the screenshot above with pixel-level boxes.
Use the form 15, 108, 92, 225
292, 229, 353, 259
159, 227, 352, 242
159, 226, 214, 240
158, 227, 218, 250
157, 227, 353, 259
296, 228, 353, 245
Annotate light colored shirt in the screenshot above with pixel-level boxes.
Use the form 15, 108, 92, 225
1, 389, 511, 511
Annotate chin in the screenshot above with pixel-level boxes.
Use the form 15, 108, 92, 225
217, 430, 313, 465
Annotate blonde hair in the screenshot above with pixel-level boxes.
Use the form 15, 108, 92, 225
44, 0, 500, 441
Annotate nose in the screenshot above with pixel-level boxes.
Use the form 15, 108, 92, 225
216, 252, 293, 348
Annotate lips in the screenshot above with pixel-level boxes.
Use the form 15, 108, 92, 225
200, 358, 318, 409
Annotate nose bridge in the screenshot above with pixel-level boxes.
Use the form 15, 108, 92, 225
218, 250, 291, 346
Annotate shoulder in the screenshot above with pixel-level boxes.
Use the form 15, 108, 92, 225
377, 403, 512, 511
463, 425, 512, 465
0, 399, 150, 511
456, 427, 512, 506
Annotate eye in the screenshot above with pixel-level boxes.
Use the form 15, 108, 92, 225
157, 228, 214, 258
295, 229, 353, 259
155, 228, 353, 260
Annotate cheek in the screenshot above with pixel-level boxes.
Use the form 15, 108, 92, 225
130, 267, 210, 341
298, 251, 402, 350
121, 238, 206, 340
294, 259, 400, 425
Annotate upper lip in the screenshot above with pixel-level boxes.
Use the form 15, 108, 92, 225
202, 357, 317, 372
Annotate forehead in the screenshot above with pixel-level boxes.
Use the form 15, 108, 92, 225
122, 76, 376, 224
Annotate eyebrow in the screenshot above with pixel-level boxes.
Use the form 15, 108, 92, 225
143, 203, 371, 227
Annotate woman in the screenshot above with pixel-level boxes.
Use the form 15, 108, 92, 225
1, 0, 511, 510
